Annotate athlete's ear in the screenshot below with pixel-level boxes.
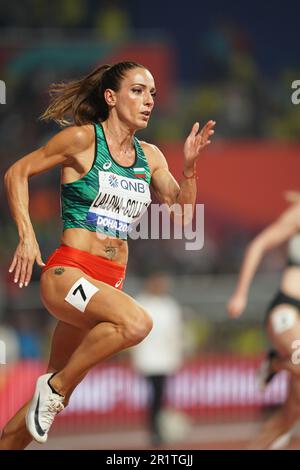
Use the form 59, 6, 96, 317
104, 88, 117, 107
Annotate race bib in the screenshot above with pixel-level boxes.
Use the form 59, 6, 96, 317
86, 171, 151, 236
65, 277, 99, 313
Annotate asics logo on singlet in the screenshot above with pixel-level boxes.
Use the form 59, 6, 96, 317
103, 161, 112, 170
108, 175, 119, 188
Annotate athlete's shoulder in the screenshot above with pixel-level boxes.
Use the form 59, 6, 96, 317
54, 124, 94, 152
140, 141, 167, 169
140, 140, 161, 155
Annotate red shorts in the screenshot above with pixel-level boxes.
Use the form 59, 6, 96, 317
42, 244, 126, 290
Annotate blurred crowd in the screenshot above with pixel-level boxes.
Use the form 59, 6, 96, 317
0, 1, 294, 270
0, 1, 297, 358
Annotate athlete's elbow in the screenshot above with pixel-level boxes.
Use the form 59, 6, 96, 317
171, 213, 193, 227
170, 203, 194, 226
4, 163, 28, 188
4, 169, 15, 198
4, 166, 14, 189
182, 208, 194, 226
247, 237, 267, 257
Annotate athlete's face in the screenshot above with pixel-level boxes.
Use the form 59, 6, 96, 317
107, 67, 156, 129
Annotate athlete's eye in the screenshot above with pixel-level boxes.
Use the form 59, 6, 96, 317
132, 88, 142, 94
151, 91, 157, 99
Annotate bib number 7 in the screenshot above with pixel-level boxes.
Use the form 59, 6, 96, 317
65, 277, 99, 312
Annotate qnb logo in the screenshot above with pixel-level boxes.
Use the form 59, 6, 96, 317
291, 80, 300, 105
0, 80, 6, 104
0, 340, 6, 364
108, 174, 118, 188
120, 179, 145, 193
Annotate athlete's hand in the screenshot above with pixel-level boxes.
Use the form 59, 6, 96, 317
227, 292, 247, 319
284, 190, 300, 204
9, 238, 45, 288
183, 120, 216, 168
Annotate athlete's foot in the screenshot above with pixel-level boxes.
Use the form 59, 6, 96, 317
268, 431, 292, 450
246, 427, 293, 450
256, 349, 279, 391
25, 373, 65, 443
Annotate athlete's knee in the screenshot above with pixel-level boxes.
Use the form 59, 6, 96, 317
122, 306, 153, 347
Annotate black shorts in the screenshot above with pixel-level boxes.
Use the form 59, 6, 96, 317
265, 291, 300, 325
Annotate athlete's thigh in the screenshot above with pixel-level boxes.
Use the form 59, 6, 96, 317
46, 320, 88, 373
266, 304, 300, 357
40, 266, 145, 330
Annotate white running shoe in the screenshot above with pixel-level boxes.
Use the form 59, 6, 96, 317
26, 373, 65, 443
268, 431, 292, 450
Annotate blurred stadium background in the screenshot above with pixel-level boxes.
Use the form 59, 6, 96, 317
1, 0, 300, 450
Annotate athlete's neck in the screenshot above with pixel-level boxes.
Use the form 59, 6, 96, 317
102, 119, 135, 155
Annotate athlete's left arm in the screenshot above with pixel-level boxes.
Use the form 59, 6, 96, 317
146, 120, 215, 224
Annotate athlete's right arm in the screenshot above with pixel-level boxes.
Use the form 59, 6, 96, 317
4, 126, 91, 288
227, 202, 300, 318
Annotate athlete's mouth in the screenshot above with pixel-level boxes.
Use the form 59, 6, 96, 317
141, 111, 151, 117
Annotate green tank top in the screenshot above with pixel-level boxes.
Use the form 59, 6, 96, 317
61, 122, 152, 239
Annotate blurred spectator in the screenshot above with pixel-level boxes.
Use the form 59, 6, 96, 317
0, 323, 20, 363
14, 312, 42, 359
94, 0, 131, 41
130, 272, 185, 446
0, 6, 299, 368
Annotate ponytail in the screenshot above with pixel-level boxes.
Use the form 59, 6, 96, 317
40, 61, 145, 127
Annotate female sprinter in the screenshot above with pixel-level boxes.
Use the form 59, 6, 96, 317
227, 200, 300, 449
0, 61, 215, 449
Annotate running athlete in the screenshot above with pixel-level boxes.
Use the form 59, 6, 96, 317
227, 200, 300, 449
0, 61, 215, 449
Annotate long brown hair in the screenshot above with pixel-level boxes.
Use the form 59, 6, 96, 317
40, 61, 145, 126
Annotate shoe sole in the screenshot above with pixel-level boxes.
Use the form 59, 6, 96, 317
25, 375, 49, 444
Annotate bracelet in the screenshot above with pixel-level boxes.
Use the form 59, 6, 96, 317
182, 169, 197, 179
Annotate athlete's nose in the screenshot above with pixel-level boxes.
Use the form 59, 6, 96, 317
144, 91, 154, 108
